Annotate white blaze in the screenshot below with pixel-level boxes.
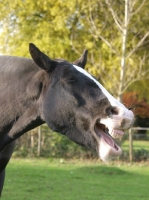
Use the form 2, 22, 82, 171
73, 65, 124, 108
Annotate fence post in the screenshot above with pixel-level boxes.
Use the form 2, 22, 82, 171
37, 126, 42, 156
30, 131, 34, 155
129, 128, 133, 162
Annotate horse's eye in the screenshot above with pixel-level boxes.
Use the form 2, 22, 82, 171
67, 77, 76, 83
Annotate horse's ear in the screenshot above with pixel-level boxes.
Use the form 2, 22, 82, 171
29, 43, 57, 72
73, 50, 88, 69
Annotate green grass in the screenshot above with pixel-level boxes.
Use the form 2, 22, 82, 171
122, 140, 149, 151
2, 158, 149, 200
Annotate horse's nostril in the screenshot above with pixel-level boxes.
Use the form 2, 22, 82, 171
111, 107, 119, 115
106, 106, 119, 117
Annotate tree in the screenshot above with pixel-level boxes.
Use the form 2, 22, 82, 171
123, 91, 149, 139
81, 0, 149, 99
0, 0, 149, 99
0, 0, 76, 58
1, 0, 149, 158
123, 92, 149, 117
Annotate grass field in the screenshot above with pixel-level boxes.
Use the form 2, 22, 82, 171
2, 158, 149, 200
122, 140, 149, 151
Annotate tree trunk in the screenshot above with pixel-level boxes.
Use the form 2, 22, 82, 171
129, 128, 133, 162
118, 0, 129, 101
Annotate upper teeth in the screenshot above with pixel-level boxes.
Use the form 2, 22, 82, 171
109, 129, 124, 140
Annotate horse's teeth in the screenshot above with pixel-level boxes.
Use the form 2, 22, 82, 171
110, 130, 123, 140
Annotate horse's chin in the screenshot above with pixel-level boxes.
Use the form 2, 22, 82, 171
94, 122, 123, 162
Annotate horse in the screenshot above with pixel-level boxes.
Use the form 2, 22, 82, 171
0, 43, 134, 195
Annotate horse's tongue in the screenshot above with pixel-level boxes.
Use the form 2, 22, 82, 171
95, 126, 115, 149
101, 130, 115, 148
95, 125, 122, 161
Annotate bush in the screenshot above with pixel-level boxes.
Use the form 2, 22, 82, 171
14, 125, 97, 159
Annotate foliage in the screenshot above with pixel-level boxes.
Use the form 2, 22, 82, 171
134, 149, 149, 161
0, 0, 149, 98
0, 0, 74, 58
121, 139, 149, 161
129, 79, 149, 101
14, 124, 149, 162
122, 92, 149, 133
120, 149, 149, 162
14, 125, 96, 159
123, 92, 149, 128
123, 92, 149, 118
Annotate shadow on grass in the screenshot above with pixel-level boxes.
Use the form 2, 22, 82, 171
3, 160, 149, 200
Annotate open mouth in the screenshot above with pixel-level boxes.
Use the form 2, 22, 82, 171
94, 121, 123, 161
